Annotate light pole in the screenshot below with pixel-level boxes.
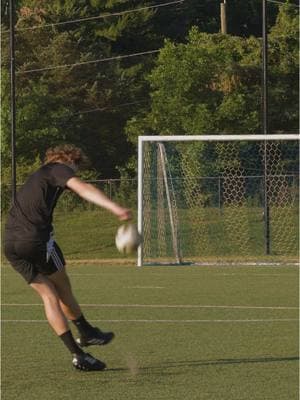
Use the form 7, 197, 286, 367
221, 0, 227, 34
9, 0, 17, 203
262, 0, 270, 255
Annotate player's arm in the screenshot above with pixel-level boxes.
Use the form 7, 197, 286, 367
66, 177, 131, 221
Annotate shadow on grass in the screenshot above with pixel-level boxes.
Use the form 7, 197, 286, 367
161, 356, 299, 368
108, 356, 299, 373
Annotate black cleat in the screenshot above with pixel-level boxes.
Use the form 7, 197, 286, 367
72, 352, 106, 371
76, 328, 115, 347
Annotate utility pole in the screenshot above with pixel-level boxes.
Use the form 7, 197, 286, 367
262, 0, 270, 255
9, 0, 17, 203
221, 0, 227, 34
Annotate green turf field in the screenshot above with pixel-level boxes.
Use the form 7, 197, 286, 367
2, 208, 299, 261
1, 263, 299, 400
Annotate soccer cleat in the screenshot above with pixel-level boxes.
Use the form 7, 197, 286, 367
72, 352, 106, 371
76, 328, 115, 347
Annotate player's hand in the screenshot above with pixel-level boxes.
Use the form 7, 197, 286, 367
116, 207, 132, 221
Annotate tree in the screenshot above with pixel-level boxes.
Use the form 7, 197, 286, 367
2, 1, 296, 182
126, 28, 262, 144
126, 2, 299, 143
1, 1, 156, 177
268, 3, 299, 132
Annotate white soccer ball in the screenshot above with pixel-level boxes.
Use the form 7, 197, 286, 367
115, 224, 142, 254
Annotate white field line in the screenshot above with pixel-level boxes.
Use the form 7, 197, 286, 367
125, 286, 165, 289
219, 273, 298, 276
1, 303, 298, 310
39, 272, 300, 276
2, 318, 299, 323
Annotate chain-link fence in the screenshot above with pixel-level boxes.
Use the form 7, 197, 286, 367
2, 175, 298, 214
1, 178, 138, 213
2, 174, 298, 261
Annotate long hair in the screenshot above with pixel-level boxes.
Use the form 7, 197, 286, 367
44, 144, 89, 168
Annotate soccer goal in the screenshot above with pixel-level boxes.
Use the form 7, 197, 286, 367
137, 134, 299, 266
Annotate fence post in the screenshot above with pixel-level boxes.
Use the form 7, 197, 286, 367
218, 176, 223, 215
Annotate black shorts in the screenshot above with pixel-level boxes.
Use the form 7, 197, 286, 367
4, 240, 66, 284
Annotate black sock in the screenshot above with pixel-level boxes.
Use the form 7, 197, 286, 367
59, 330, 84, 355
72, 314, 95, 337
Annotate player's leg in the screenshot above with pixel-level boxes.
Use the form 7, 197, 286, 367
4, 241, 106, 371
30, 273, 106, 371
48, 266, 114, 347
30, 273, 69, 335
4, 241, 69, 335
47, 268, 81, 320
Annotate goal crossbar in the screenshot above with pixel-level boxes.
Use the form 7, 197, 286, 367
139, 134, 299, 143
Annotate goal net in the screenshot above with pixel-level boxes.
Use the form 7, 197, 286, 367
137, 135, 299, 266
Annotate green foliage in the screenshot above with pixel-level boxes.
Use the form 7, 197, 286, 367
126, 4, 298, 147
0, 69, 11, 165
268, 4, 299, 132
1, 1, 298, 180
126, 28, 262, 142
1, 1, 157, 177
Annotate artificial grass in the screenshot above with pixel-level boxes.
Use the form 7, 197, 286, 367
2, 264, 299, 400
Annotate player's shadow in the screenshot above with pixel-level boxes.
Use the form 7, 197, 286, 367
109, 356, 299, 373
160, 356, 299, 369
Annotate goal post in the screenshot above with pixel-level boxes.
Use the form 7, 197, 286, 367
137, 134, 299, 266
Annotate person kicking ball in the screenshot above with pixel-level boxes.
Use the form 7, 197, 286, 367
4, 144, 132, 371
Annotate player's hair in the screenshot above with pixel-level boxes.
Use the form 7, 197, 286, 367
44, 144, 89, 168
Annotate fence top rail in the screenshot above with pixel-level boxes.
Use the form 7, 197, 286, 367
85, 178, 137, 183
139, 134, 300, 142
7, 173, 299, 188
10, 178, 137, 187
144, 174, 299, 180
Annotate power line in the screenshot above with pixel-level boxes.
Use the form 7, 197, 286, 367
53, 99, 150, 128
76, 100, 149, 115
17, 49, 160, 75
2, 0, 184, 34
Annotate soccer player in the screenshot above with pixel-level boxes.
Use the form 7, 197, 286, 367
4, 144, 132, 371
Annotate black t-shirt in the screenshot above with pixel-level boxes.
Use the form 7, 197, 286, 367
4, 163, 75, 241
